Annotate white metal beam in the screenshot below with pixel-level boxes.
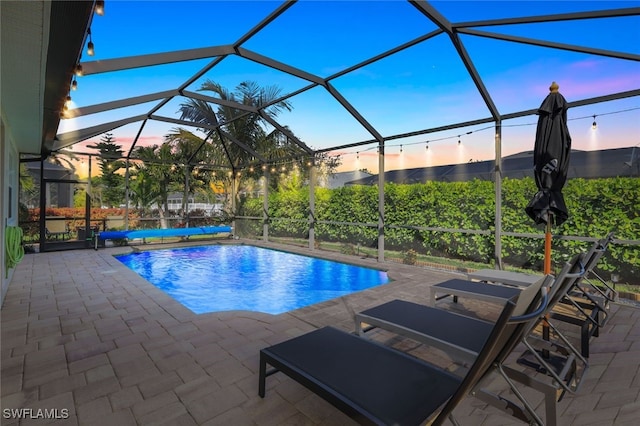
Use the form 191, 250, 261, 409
81, 45, 236, 75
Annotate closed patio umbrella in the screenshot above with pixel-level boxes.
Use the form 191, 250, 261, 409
525, 81, 571, 274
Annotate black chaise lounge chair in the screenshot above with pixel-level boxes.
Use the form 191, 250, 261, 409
429, 277, 522, 306
429, 236, 612, 357
432, 234, 612, 306
551, 233, 615, 331
356, 275, 550, 366
573, 232, 616, 305
355, 255, 586, 426
467, 233, 615, 322
259, 277, 548, 425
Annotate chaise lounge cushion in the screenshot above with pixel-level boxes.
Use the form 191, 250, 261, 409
261, 326, 461, 425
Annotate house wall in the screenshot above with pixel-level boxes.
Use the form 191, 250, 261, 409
1, 118, 20, 306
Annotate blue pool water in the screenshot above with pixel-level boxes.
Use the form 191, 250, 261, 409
115, 245, 390, 315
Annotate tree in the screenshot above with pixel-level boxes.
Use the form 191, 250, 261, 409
178, 80, 317, 211
128, 168, 160, 215
48, 149, 78, 171
132, 144, 180, 228
87, 133, 126, 207
164, 128, 217, 218
18, 163, 37, 208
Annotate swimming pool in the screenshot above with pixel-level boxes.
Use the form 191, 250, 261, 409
115, 245, 390, 315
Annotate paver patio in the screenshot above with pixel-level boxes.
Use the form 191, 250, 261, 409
1, 241, 639, 425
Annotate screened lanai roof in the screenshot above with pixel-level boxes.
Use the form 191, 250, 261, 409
5, 1, 640, 171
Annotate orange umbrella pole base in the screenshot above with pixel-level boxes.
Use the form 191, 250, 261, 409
544, 228, 552, 275
542, 215, 553, 358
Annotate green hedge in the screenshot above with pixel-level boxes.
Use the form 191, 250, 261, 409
238, 177, 639, 283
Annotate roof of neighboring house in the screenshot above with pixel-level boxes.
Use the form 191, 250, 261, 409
345, 147, 639, 186
25, 161, 72, 172
323, 170, 373, 189
24, 160, 77, 180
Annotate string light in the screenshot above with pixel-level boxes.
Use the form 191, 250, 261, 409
400, 145, 403, 153
95, 1, 105, 16
75, 64, 83, 77
86, 28, 94, 56
71, 78, 77, 91
338, 104, 637, 160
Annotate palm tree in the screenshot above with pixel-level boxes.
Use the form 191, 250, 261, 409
19, 163, 36, 204
128, 169, 160, 216
178, 80, 313, 210
47, 149, 78, 172
132, 144, 180, 228
164, 127, 217, 221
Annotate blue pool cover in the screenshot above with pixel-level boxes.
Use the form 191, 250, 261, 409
99, 225, 232, 240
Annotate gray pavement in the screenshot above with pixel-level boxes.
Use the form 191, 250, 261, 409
1, 241, 639, 425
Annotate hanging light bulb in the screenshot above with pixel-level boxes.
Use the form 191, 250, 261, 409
400, 145, 403, 153
95, 0, 105, 16
87, 29, 94, 56
592, 115, 597, 130
65, 94, 72, 107
425, 143, 429, 150
356, 152, 360, 159
457, 137, 461, 145
75, 64, 83, 77
71, 78, 77, 91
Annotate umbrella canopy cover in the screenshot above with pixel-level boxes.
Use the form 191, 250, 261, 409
526, 82, 572, 226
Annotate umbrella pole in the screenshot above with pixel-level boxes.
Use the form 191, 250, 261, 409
542, 212, 553, 358
544, 218, 552, 275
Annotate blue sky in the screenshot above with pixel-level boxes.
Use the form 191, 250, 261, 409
60, 0, 640, 172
